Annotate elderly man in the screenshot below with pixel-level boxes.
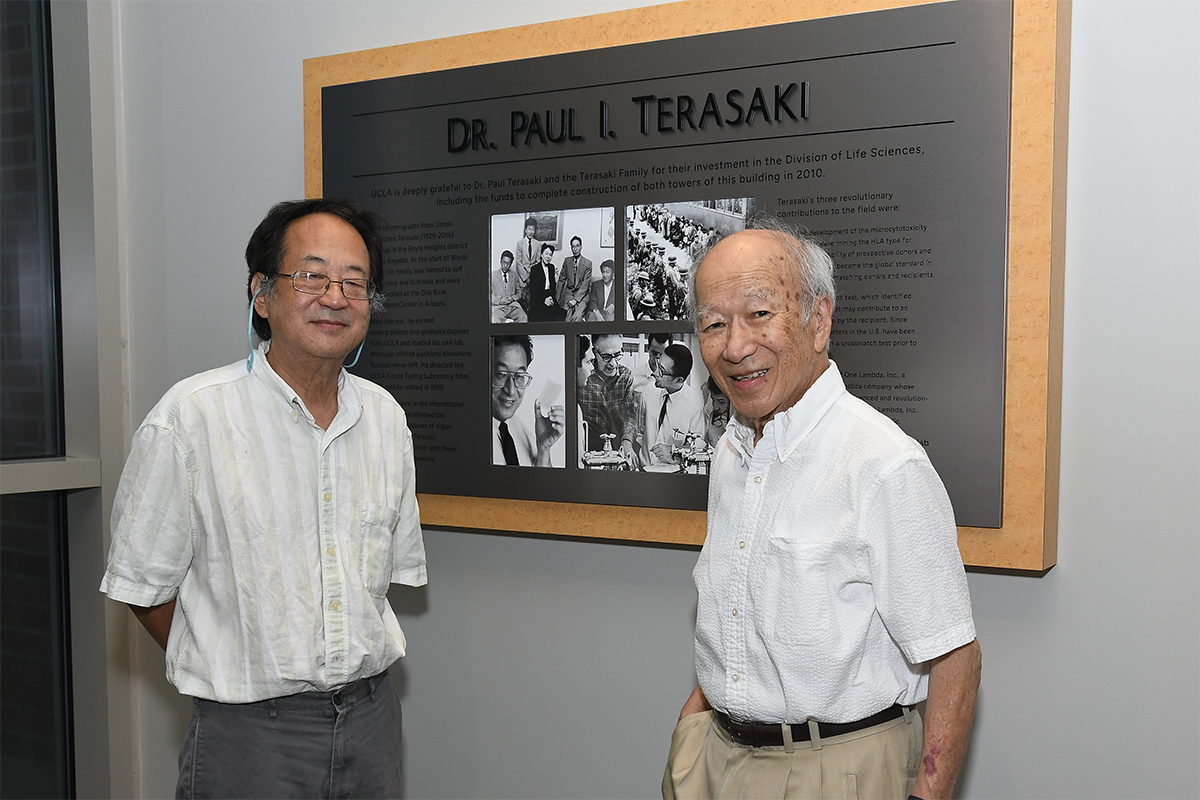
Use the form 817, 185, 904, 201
577, 332, 642, 464
664, 221, 980, 800
101, 199, 427, 798
491, 249, 527, 323
643, 343, 706, 466
491, 334, 565, 466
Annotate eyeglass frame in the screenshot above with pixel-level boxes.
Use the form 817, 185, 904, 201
491, 369, 534, 389
276, 270, 377, 301
594, 349, 623, 363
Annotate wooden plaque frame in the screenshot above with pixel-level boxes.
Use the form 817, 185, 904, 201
304, 0, 1069, 571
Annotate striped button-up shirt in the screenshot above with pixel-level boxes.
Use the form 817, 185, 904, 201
102, 344, 426, 703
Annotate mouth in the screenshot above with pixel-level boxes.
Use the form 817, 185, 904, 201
731, 369, 768, 383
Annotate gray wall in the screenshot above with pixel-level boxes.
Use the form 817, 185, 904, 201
101, 1, 1198, 797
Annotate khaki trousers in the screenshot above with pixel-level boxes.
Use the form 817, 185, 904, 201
662, 708, 921, 800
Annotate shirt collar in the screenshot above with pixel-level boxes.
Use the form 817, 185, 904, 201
251, 342, 361, 431
725, 360, 844, 464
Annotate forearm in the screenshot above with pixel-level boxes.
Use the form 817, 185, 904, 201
129, 598, 176, 651
913, 638, 982, 799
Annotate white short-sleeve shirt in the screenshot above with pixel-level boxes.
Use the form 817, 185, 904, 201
694, 362, 975, 724
101, 344, 427, 703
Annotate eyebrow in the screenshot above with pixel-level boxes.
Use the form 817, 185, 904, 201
299, 255, 367, 276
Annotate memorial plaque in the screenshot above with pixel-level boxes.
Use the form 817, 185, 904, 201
322, 0, 1012, 527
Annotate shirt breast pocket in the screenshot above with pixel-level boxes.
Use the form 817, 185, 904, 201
358, 501, 400, 597
759, 538, 834, 646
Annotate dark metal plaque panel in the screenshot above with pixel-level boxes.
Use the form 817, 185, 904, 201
323, 0, 1011, 526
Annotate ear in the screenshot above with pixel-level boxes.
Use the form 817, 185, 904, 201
250, 273, 271, 319
810, 295, 833, 353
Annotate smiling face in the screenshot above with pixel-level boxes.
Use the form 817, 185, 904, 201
491, 342, 529, 422
252, 213, 371, 372
540, 245, 554, 266
601, 262, 614, 284
694, 230, 831, 439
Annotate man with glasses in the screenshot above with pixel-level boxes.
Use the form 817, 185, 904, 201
643, 343, 706, 466
491, 335, 565, 466
101, 199, 427, 799
577, 333, 642, 465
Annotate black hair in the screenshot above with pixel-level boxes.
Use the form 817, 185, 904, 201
246, 198, 384, 340
493, 334, 534, 366
663, 343, 693, 377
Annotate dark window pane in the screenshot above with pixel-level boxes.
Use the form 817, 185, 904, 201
0, 491, 72, 799
1, 0, 63, 460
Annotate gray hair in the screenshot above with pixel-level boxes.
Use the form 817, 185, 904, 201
687, 215, 836, 327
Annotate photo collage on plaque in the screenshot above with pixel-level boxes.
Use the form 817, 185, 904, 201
487, 199, 755, 474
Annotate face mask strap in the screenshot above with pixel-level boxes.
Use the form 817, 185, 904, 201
345, 330, 367, 369
246, 285, 267, 372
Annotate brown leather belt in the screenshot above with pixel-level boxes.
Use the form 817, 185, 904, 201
713, 704, 908, 747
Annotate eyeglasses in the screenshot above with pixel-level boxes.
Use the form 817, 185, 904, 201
278, 271, 376, 301
652, 361, 679, 378
595, 350, 622, 363
491, 369, 533, 389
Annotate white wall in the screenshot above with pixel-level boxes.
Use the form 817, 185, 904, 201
102, 1, 1198, 797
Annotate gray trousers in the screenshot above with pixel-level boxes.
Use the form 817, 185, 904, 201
176, 671, 403, 799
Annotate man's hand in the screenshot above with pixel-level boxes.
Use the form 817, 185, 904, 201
650, 442, 675, 464
678, 684, 712, 722
913, 638, 981, 799
619, 439, 639, 468
534, 401, 565, 467
129, 599, 176, 651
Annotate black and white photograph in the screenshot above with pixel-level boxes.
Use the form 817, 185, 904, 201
490, 334, 566, 468
625, 199, 756, 321
489, 208, 617, 324
575, 332, 713, 474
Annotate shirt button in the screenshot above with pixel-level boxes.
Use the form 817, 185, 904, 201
738, 540, 746, 550
732, 673, 740, 683
327, 547, 335, 556
324, 492, 332, 502
753, 476, 762, 485
731, 607, 739, 617
330, 601, 340, 611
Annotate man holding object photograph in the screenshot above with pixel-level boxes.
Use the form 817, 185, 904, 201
491, 335, 565, 467
664, 221, 980, 800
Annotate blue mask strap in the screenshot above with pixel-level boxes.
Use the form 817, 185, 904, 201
345, 330, 366, 369
247, 285, 267, 372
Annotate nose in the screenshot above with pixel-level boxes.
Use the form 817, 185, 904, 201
319, 281, 350, 308
722, 318, 757, 363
